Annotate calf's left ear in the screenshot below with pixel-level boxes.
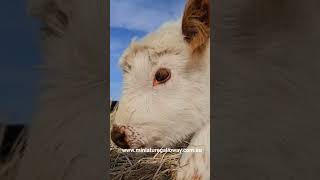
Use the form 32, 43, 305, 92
182, 0, 210, 52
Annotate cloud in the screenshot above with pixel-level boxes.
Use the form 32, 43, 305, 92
110, 38, 125, 53
110, 0, 185, 32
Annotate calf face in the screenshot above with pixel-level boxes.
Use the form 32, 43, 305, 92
111, 0, 210, 149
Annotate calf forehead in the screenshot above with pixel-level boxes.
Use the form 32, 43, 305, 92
120, 21, 187, 69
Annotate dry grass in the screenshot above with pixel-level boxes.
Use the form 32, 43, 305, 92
109, 103, 189, 180
110, 145, 181, 180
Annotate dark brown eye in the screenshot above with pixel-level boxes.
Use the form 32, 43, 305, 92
153, 68, 171, 86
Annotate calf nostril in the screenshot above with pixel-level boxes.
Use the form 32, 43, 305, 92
111, 126, 130, 149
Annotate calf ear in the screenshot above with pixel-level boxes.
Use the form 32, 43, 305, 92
182, 0, 210, 51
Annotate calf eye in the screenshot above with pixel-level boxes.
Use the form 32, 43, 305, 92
153, 68, 171, 86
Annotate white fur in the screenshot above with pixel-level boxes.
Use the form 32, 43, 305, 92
113, 20, 210, 179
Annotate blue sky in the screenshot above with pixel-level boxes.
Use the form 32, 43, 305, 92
0, 0, 41, 124
110, 0, 185, 100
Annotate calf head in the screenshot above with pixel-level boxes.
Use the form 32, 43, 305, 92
111, 0, 210, 149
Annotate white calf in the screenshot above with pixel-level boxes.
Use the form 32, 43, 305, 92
111, 0, 211, 179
